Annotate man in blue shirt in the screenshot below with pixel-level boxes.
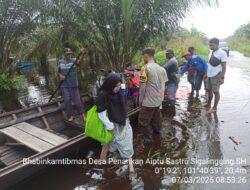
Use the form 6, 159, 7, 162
187, 47, 196, 95
181, 52, 208, 98
58, 48, 86, 121
163, 48, 179, 106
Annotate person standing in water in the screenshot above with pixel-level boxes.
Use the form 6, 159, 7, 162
163, 48, 179, 106
180, 51, 208, 98
58, 48, 86, 122
187, 47, 197, 95
205, 38, 227, 113
138, 48, 168, 145
95, 74, 135, 174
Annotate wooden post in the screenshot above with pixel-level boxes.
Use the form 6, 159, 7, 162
37, 107, 51, 129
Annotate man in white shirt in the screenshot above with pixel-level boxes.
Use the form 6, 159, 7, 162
205, 38, 227, 113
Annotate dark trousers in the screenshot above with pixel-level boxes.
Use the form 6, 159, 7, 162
193, 71, 204, 90
138, 106, 161, 140
61, 87, 85, 117
187, 72, 195, 91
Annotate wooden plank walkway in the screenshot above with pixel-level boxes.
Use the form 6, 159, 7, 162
0, 122, 67, 153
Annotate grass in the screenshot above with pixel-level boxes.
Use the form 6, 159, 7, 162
228, 37, 250, 57
227, 22, 250, 57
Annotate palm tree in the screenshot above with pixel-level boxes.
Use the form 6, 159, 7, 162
1, 0, 219, 72
0, 0, 43, 72
73, 0, 218, 70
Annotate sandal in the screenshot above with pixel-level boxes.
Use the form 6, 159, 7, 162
82, 113, 86, 122
67, 116, 74, 122
204, 103, 211, 108
129, 171, 137, 180
208, 107, 217, 113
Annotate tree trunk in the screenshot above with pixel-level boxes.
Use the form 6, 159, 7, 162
40, 53, 49, 76
88, 50, 94, 70
0, 48, 10, 73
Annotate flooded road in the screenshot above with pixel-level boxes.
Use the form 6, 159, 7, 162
11, 52, 250, 190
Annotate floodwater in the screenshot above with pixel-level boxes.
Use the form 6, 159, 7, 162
0, 59, 94, 112
9, 52, 250, 190
18, 75, 51, 107
0, 71, 53, 112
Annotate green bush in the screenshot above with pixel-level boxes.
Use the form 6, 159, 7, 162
227, 23, 250, 57
228, 37, 250, 57
155, 51, 166, 65
155, 28, 210, 61
132, 28, 210, 67
155, 49, 190, 67
0, 73, 20, 92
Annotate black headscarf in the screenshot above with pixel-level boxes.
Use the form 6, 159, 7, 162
100, 74, 122, 94
95, 74, 126, 126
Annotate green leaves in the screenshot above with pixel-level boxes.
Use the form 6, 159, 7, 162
234, 22, 250, 39
153, 27, 210, 67
0, 73, 20, 92
155, 51, 166, 66
17, 26, 63, 60
0, 0, 43, 71
78, 0, 218, 69
0, 0, 219, 72
228, 22, 250, 56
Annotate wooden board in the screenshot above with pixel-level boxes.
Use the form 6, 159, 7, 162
0, 106, 62, 129
0, 145, 34, 166
15, 122, 67, 146
0, 127, 54, 152
0, 122, 67, 153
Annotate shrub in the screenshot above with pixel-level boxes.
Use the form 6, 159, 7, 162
0, 73, 20, 92
155, 51, 166, 65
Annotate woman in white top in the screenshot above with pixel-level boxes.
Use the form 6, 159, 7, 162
95, 74, 135, 174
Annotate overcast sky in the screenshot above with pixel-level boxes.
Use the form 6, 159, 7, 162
181, 0, 250, 39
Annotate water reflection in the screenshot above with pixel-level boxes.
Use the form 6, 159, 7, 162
18, 75, 51, 107
1, 59, 97, 111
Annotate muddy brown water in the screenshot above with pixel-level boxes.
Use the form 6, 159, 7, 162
8, 52, 250, 190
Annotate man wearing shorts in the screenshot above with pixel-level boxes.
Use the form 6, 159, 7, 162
205, 38, 227, 113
